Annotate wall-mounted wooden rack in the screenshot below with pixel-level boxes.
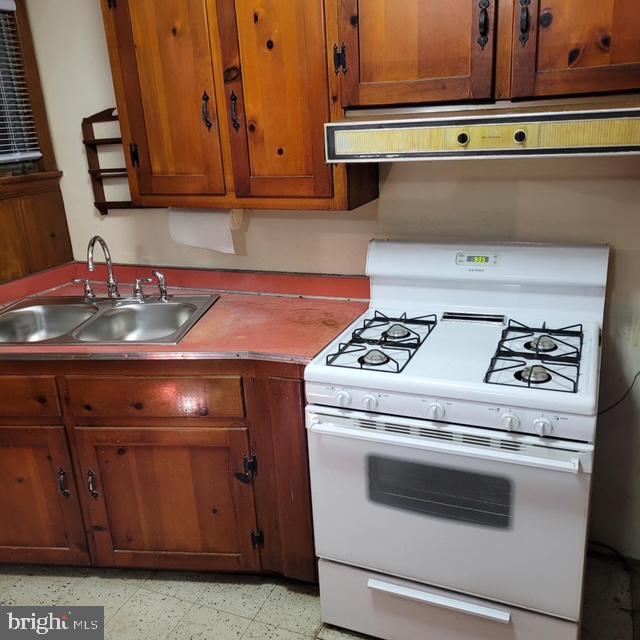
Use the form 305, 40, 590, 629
81, 108, 134, 216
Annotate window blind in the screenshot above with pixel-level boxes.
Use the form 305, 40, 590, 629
0, 2, 41, 164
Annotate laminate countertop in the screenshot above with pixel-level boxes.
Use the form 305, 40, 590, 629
0, 279, 368, 363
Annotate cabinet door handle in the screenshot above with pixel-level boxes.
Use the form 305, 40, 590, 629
58, 467, 70, 498
230, 91, 241, 131
87, 469, 99, 500
201, 91, 213, 132
478, 0, 490, 49
519, 0, 531, 46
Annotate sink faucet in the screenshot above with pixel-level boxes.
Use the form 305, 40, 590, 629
152, 270, 168, 302
87, 235, 120, 299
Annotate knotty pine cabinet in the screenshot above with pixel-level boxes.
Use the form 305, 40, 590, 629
0, 361, 316, 582
0, 376, 88, 565
334, 0, 497, 107
101, 0, 377, 211
507, 0, 640, 98
331, 0, 640, 107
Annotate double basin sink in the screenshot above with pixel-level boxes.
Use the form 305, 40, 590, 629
0, 295, 219, 345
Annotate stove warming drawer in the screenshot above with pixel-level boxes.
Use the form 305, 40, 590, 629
319, 560, 578, 640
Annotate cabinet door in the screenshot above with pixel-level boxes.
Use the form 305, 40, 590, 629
74, 427, 260, 571
0, 427, 88, 565
108, 0, 226, 196
511, 0, 640, 97
337, 0, 496, 107
215, 0, 333, 198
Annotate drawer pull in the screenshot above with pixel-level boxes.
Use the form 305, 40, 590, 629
199, 406, 210, 417
366, 578, 511, 624
36, 395, 48, 405
87, 469, 99, 500
132, 402, 144, 411
58, 468, 70, 498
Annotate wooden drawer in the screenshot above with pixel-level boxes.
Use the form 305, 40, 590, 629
0, 376, 60, 418
66, 376, 244, 419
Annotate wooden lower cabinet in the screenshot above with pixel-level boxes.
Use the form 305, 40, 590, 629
0, 426, 88, 565
0, 360, 316, 581
74, 426, 260, 571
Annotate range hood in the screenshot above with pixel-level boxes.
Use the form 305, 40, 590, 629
325, 94, 640, 162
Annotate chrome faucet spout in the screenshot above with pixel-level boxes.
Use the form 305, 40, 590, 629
87, 235, 120, 299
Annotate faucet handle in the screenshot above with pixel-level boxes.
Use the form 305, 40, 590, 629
152, 270, 169, 302
133, 277, 153, 301
73, 279, 95, 301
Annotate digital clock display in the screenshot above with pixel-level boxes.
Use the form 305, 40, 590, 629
466, 255, 490, 264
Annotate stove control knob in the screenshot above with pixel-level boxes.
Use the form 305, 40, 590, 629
427, 402, 445, 421
336, 390, 352, 407
501, 413, 520, 431
362, 393, 378, 412
533, 417, 553, 437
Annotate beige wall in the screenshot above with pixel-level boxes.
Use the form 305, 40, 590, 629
27, 0, 640, 558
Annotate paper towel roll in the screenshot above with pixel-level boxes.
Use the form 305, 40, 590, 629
168, 209, 236, 255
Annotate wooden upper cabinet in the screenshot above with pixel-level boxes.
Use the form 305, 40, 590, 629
511, 0, 640, 97
214, 0, 333, 198
106, 0, 226, 197
336, 0, 497, 107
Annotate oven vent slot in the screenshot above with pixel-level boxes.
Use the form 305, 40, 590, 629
442, 312, 506, 324
352, 418, 524, 452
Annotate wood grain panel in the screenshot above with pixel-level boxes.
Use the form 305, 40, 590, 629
248, 374, 316, 582
19, 189, 73, 274
0, 376, 60, 418
216, 0, 332, 198
66, 376, 244, 420
0, 427, 88, 565
112, 0, 226, 196
339, 0, 496, 107
74, 426, 260, 570
511, 0, 640, 97
0, 199, 29, 284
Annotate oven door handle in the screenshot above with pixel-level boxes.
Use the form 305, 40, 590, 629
367, 578, 512, 624
309, 422, 591, 474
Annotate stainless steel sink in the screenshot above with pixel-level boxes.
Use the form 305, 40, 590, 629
0, 295, 218, 345
0, 302, 97, 343
75, 302, 198, 343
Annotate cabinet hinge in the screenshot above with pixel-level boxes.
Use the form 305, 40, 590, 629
129, 142, 140, 168
107, 0, 117, 9
235, 453, 258, 484
250, 528, 265, 551
333, 43, 347, 75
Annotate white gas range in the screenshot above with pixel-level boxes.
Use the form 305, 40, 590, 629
305, 241, 610, 640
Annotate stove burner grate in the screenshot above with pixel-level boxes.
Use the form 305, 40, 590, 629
485, 357, 579, 393
326, 311, 437, 373
496, 319, 583, 364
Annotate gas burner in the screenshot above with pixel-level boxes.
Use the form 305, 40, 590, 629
382, 324, 411, 340
326, 311, 437, 373
359, 349, 391, 367
484, 356, 579, 393
514, 365, 552, 385
494, 319, 583, 364
524, 336, 558, 353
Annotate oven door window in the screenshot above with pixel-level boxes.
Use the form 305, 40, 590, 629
368, 456, 512, 529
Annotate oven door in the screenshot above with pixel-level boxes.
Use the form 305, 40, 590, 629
306, 406, 594, 621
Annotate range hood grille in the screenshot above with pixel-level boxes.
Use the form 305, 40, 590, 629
325, 102, 640, 162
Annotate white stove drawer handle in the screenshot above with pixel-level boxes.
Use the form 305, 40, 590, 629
366, 578, 512, 625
